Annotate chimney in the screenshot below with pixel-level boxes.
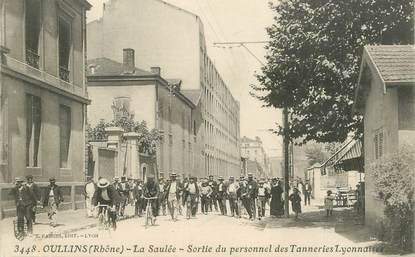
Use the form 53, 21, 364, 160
123, 48, 135, 74
150, 67, 161, 76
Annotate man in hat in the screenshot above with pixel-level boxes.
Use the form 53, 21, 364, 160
84, 176, 97, 217
112, 177, 120, 188
217, 177, 227, 215
132, 179, 144, 217
256, 179, 269, 220
92, 178, 122, 230
246, 173, 258, 220
164, 173, 183, 221
183, 176, 199, 218
303, 180, 312, 206
200, 179, 212, 214
143, 175, 160, 223
227, 176, 239, 217
116, 176, 130, 217
9, 177, 36, 236
25, 175, 41, 224
207, 175, 218, 212
43, 177, 63, 227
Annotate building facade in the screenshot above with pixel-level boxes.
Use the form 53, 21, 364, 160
240, 136, 270, 177
354, 45, 415, 230
87, 49, 204, 180
87, 0, 241, 177
0, 0, 91, 218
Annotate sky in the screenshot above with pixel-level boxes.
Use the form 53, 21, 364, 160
86, 0, 283, 157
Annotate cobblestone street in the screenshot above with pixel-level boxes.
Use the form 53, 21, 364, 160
0, 204, 396, 257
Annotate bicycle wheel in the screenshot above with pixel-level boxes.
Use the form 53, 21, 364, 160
98, 213, 104, 229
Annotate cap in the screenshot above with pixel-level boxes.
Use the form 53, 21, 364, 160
25, 175, 33, 180
247, 173, 253, 178
49, 177, 56, 182
170, 173, 177, 177
113, 176, 120, 181
218, 176, 224, 180
97, 178, 110, 188
229, 176, 234, 180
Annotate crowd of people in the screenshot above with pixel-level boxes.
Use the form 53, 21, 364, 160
85, 173, 316, 225
9, 172, 314, 237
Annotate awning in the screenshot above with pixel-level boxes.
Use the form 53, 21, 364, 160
321, 139, 363, 175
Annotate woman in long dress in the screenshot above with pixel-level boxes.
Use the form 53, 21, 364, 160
270, 179, 284, 217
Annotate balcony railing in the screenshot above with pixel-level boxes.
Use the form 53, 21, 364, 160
59, 66, 70, 82
25, 48, 40, 69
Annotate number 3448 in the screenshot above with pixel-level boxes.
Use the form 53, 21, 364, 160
14, 245, 37, 254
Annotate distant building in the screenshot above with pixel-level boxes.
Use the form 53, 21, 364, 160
269, 156, 283, 178
87, 49, 203, 180
87, 0, 241, 178
0, 0, 91, 218
240, 136, 270, 177
353, 45, 415, 230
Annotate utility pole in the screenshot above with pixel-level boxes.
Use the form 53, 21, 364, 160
215, 40, 290, 217
283, 106, 290, 218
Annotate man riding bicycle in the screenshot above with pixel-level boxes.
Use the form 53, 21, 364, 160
143, 175, 160, 223
92, 178, 122, 230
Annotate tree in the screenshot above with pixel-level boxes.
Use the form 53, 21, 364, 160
253, 0, 414, 144
304, 143, 329, 166
87, 117, 162, 155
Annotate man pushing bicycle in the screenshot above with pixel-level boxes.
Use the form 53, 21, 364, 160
92, 178, 122, 230
143, 175, 160, 225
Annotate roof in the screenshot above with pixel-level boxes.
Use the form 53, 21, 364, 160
181, 89, 201, 105
87, 58, 153, 77
87, 58, 197, 109
354, 45, 415, 113
365, 45, 415, 84
321, 139, 363, 174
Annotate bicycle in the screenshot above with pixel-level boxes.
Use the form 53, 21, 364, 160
13, 219, 27, 241
96, 204, 116, 231
144, 196, 158, 228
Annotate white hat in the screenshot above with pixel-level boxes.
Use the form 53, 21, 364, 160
98, 178, 110, 188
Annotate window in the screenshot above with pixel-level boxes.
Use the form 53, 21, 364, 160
59, 105, 71, 168
193, 120, 197, 136
26, 94, 41, 167
58, 17, 71, 82
25, 0, 41, 68
374, 130, 384, 159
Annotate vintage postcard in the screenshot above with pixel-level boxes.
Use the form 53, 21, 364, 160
0, 0, 414, 256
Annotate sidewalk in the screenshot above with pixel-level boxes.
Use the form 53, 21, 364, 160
0, 204, 136, 241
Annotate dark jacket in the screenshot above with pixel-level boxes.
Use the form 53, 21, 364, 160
132, 184, 143, 200
164, 181, 183, 201
143, 181, 159, 198
116, 182, 130, 196
208, 180, 218, 195
43, 184, 64, 207
27, 183, 41, 203
9, 185, 37, 207
237, 185, 249, 199
247, 180, 258, 198
92, 185, 122, 207
217, 182, 227, 198
302, 183, 312, 193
